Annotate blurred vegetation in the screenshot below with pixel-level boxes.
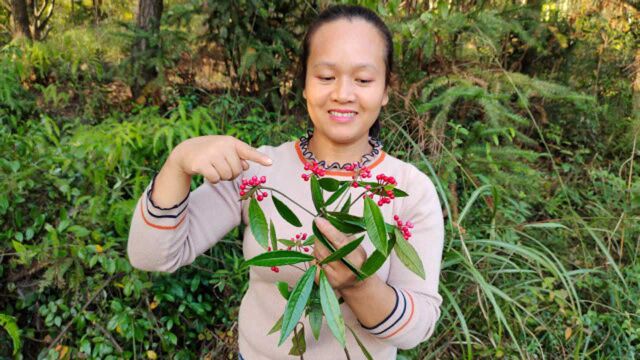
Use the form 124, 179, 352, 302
0, 0, 639, 359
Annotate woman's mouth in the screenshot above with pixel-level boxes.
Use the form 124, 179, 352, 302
328, 110, 357, 123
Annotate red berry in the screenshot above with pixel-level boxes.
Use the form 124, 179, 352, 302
352, 182, 359, 188
260, 176, 266, 183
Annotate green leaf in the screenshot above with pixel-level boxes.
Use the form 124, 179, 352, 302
309, 306, 323, 341
327, 212, 366, 231
288, 326, 306, 356
391, 187, 409, 198
270, 220, 278, 250
272, 195, 302, 227
244, 251, 314, 267
326, 182, 350, 206
278, 239, 297, 247
393, 228, 425, 279
360, 235, 395, 277
307, 287, 323, 341
320, 236, 364, 265
310, 176, 324, 213
249, 198, 269, 249
326, 214, 365, 234
279, 266, 317, 346
277, 281, 291, 300
268, 315, 283, 335
319, 270, 346, 348
347, 326, 373, 360
340, 194, 352, 213
0, 314, 21, 355
312, 222, 365, 280
302, 234, 316, 246
318, 177, 340, 191
363, 197, 388, 255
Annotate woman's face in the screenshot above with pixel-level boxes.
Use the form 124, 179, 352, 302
304, 18, 389, 145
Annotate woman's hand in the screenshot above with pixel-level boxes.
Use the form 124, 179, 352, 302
312, 217, 368, 290
168, 135, 272, 184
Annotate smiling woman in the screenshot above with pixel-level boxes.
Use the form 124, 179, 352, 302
127, 4, 444, 360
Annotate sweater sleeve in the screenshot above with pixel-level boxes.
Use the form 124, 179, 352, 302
127, 173, 243, 273
362, 165, 445, 349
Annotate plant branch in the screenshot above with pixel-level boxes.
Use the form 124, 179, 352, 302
262, 186, 317, 217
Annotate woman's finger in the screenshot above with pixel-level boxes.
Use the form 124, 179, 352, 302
314, 217, 347, 248
202, 163, 221, 184
223, 150, 243, 179
211, 155, 233, 180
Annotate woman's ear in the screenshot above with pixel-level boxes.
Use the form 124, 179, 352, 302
303, 89, 307, 99
381, 87, 389, 106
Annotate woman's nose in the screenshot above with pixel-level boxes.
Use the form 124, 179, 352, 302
331, 77, 356, 102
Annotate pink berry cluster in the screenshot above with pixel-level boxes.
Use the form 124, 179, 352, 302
288, 232, 310, 252
239, 176, 268, 201
374, 174, 397, 206
265, 245, 281, 273
394, 215, 414, 240
301, 161, 326, 181
345, 163, 372, 188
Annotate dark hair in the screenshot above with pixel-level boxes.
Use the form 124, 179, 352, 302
297, 5, 393, 139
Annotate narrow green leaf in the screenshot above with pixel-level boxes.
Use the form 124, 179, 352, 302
272, 195, 302, 227
327, 212, 365, 231
288, 326, 306, 356
277, 281, 290, 300
340, 194, 352, 213
302, 234, 316, 246
522, 222, 568, 230
391, 187, 409, 197
319, 270, 346, 348
279, 266, 317, 346
313, 222, 365, 280
277, 239, 297, 247
270, 220, 277, 250
363, 197, 388, 255
393, 228, 425, 279
347, 326, 373, 360
318, 177, 340, 191
326, 214, 365, 234
310, 176, 324, 213
268, 315, 283, 335
245, 251, 314, 267
326, 182, 349, 206
320, 236, 364, 265
249, 198, 269, 249
0, 314, 20, 355
308, 289, 323, 341
361, 235, 395, 277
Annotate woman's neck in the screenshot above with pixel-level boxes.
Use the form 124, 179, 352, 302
307, 132, 373, 166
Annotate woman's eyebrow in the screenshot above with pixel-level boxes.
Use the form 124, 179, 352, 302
312, 61, 377, 70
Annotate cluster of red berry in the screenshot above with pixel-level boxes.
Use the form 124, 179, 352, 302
393, 215, 414, 240
374, 174, 398, 206
345, 163, 372, 188
239, 176, 268, 201
301, 161, 326, 181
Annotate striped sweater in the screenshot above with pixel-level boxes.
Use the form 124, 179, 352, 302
127, 140, 445, 359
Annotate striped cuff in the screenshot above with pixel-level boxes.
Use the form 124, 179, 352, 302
361, 287, 415, 340
141, 175, 189, 230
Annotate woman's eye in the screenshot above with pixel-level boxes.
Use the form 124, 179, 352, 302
318, 76, 334, 81
357, 79, 373, 84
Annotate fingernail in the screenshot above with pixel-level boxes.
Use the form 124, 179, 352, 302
265, 158, 272, 165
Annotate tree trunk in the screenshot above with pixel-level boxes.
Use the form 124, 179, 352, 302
11, 0, 31, 39
132, 0, 163, 98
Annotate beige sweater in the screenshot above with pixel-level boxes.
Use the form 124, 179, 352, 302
127, 140, 445, 360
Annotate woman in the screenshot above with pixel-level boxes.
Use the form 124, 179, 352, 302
127, 5, 444, 359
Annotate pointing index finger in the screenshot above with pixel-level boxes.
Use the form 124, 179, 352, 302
235, 140, 272, 166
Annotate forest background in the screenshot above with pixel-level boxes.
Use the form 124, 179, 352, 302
0, 0, 638, 359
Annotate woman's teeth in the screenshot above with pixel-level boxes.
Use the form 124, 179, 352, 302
329, 111, 356, 117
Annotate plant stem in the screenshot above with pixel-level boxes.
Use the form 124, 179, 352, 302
262, 186, 317, 217
344, 347, 351, 360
